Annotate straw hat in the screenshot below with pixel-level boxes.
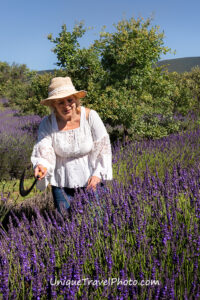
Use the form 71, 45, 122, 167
40, 76, 87, 106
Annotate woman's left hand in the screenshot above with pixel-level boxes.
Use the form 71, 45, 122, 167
86, 176, 101, 191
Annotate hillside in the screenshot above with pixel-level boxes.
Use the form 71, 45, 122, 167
157, 56, 200, 73
38, 57, 200, 74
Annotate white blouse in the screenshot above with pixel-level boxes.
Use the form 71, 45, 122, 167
31, 106, 113, 190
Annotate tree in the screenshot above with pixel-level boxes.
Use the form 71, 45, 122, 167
47, 17, 179, 140
94, 17, 169, 87
47, 23, 104, 91
187, 66, 200, 111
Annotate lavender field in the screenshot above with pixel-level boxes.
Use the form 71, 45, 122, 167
0, 101, 200, 299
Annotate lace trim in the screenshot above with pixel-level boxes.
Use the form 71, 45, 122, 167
91, 135, 112, 160
33, 140, 56, 168
38, 143, 56, 164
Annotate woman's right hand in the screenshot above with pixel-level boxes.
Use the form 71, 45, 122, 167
34, 165, 47, 180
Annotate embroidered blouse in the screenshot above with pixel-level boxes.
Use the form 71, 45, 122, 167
31, 106, 113, 190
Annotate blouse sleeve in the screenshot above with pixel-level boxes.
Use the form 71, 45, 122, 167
31, 116, 56, 189
88, 110, 113, 181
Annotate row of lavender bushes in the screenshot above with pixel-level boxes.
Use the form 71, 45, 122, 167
0, 99, 41, 180
1, 102, 200, 298
0, 97, 199, 180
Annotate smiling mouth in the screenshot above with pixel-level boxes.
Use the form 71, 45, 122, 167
63, 109, 71, 113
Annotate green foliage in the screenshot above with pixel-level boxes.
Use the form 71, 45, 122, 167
0, 62, 10, 91
95, 17, 169, 86
21, 70, 72, 117
166, 67, 200, 117
167, 72, 195, 115
1, 16, 200, 141
186, 66, 200, 110
18, 72, 53, 116
0, 62, 31, 106
47, 17, 182, 140
48, 23, 87, 69
0, 62, 64, 117
48, 23, 104, 91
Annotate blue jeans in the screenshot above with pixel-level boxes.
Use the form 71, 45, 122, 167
52, 184, 106, 224
51, 186, 86, 213
52, 184, 106, 219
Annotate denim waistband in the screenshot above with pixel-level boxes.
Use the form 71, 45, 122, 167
52, 186, 87, 196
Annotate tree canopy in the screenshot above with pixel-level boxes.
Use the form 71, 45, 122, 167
1, 16, 200, 141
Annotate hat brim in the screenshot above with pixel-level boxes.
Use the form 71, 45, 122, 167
40, 90, 87, 106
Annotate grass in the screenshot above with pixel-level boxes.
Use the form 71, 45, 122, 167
0, 177, 45, 203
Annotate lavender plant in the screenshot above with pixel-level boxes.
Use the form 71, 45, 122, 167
0, 107, 41, 180
0, 124, 200, 299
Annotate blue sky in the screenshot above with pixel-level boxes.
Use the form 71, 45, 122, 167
1, 0, 200, 71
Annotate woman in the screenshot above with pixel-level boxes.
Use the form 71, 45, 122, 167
31, 76, 113, 213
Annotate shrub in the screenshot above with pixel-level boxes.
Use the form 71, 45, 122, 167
0, 108, 41, 180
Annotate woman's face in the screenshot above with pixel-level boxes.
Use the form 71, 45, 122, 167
52, 95, 78, 120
